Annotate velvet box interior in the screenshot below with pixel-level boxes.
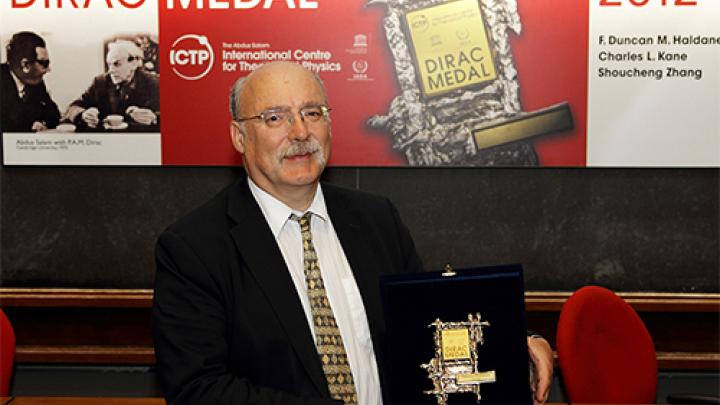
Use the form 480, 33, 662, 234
380, 264, 532, 405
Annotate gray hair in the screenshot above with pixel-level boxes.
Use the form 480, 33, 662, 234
229, 75, 248, 122
228, 63, 328, 122
107, 40, 143, 60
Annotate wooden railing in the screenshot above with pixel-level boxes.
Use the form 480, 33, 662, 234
1, 289, 718, 370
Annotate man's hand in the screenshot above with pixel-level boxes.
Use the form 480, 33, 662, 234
31, 121, 48, 132
127, 106, 157, 125
81, 107, 100, 128
528, 336, 553, 405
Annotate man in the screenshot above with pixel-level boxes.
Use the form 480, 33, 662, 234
66, 40, 159, 132
1, 31, 60, 133
153, 61, 553, 405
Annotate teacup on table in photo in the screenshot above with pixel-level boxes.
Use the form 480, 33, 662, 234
105, 114, 124, 125
55, 123, 77, 133
103, 114, 128, 130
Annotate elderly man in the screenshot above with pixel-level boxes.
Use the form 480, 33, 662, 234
152, 61, 553, 405
1, 31, 60, 132
66, 40, 159, 132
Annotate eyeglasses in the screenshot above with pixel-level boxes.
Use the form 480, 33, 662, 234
236, 105, 331, 129
33, 59, 50, 68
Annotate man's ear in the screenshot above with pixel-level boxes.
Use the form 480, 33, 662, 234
230, 121, 246, 154
20, 58, 31, 73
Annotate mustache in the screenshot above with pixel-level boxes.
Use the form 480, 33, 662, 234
280, 139, 326, 164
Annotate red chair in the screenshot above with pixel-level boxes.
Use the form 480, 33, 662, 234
556, 286, 657, 404
0, 308, 16, 396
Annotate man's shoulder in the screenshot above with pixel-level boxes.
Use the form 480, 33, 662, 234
82, 73, 111, 92
134, 69, 159, 85
322, 182, 389, 205
1, 64, 18, 91
0, 65, 14, 95
1, 63, 10, 79
94, 73, 110, 84
163, 180, 240, 238
322, 182, 392, 209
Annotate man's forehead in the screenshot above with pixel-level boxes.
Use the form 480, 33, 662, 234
251, 66, 320, 88
106, 48, 129, 62
243, 65, 326, 110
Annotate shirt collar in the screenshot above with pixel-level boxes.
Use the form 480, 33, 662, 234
9, 69, 25, 97
247, 177, 328, 238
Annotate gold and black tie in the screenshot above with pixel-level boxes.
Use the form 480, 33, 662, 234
291, 212, 358, 405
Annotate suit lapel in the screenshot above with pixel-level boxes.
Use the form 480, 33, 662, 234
226, 178, 329, 396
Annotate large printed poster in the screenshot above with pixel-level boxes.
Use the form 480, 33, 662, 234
1, 0, 718, 166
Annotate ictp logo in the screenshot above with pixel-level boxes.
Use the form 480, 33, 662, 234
409, 14, 428, 32
169, 34, 214, 80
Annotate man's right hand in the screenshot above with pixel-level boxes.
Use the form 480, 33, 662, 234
81, 107, 100, 128
31, 121, 48, 132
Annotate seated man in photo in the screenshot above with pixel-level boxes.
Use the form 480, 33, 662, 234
1, 31, 60, 133
66, 40, 159, 132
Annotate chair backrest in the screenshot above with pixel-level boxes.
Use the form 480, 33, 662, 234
0, 308, 16, 396
556, 286, 657, 404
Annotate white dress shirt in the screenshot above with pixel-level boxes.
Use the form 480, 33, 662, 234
9, 70, 25, 99
248, 178, 383, 405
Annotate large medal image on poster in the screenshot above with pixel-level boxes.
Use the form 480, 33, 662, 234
368, 0, 573, 166
1, 1, 161, 165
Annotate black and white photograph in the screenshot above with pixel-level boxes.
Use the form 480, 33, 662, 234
0, 2, 161, 165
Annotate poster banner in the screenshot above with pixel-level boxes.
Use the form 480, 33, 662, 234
1, 0, 717, 167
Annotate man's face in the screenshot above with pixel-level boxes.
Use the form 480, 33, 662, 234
231, 63, 332, 198
20, 47, 50, 85
106, 48, 136, 84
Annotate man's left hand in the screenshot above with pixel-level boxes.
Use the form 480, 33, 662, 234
31, 121, 48, 132
127, 106, 157, 125
527, 335, 553, 404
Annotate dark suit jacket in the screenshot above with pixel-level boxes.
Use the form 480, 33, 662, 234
1, 63, 60, 132
152, 177, 422, 405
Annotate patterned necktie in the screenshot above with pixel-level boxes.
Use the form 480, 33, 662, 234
291, 212, 358, 405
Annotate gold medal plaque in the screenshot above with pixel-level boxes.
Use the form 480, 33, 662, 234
421, 313, 496, 405
405, 0, 497, 97
367, 0, 574, 166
